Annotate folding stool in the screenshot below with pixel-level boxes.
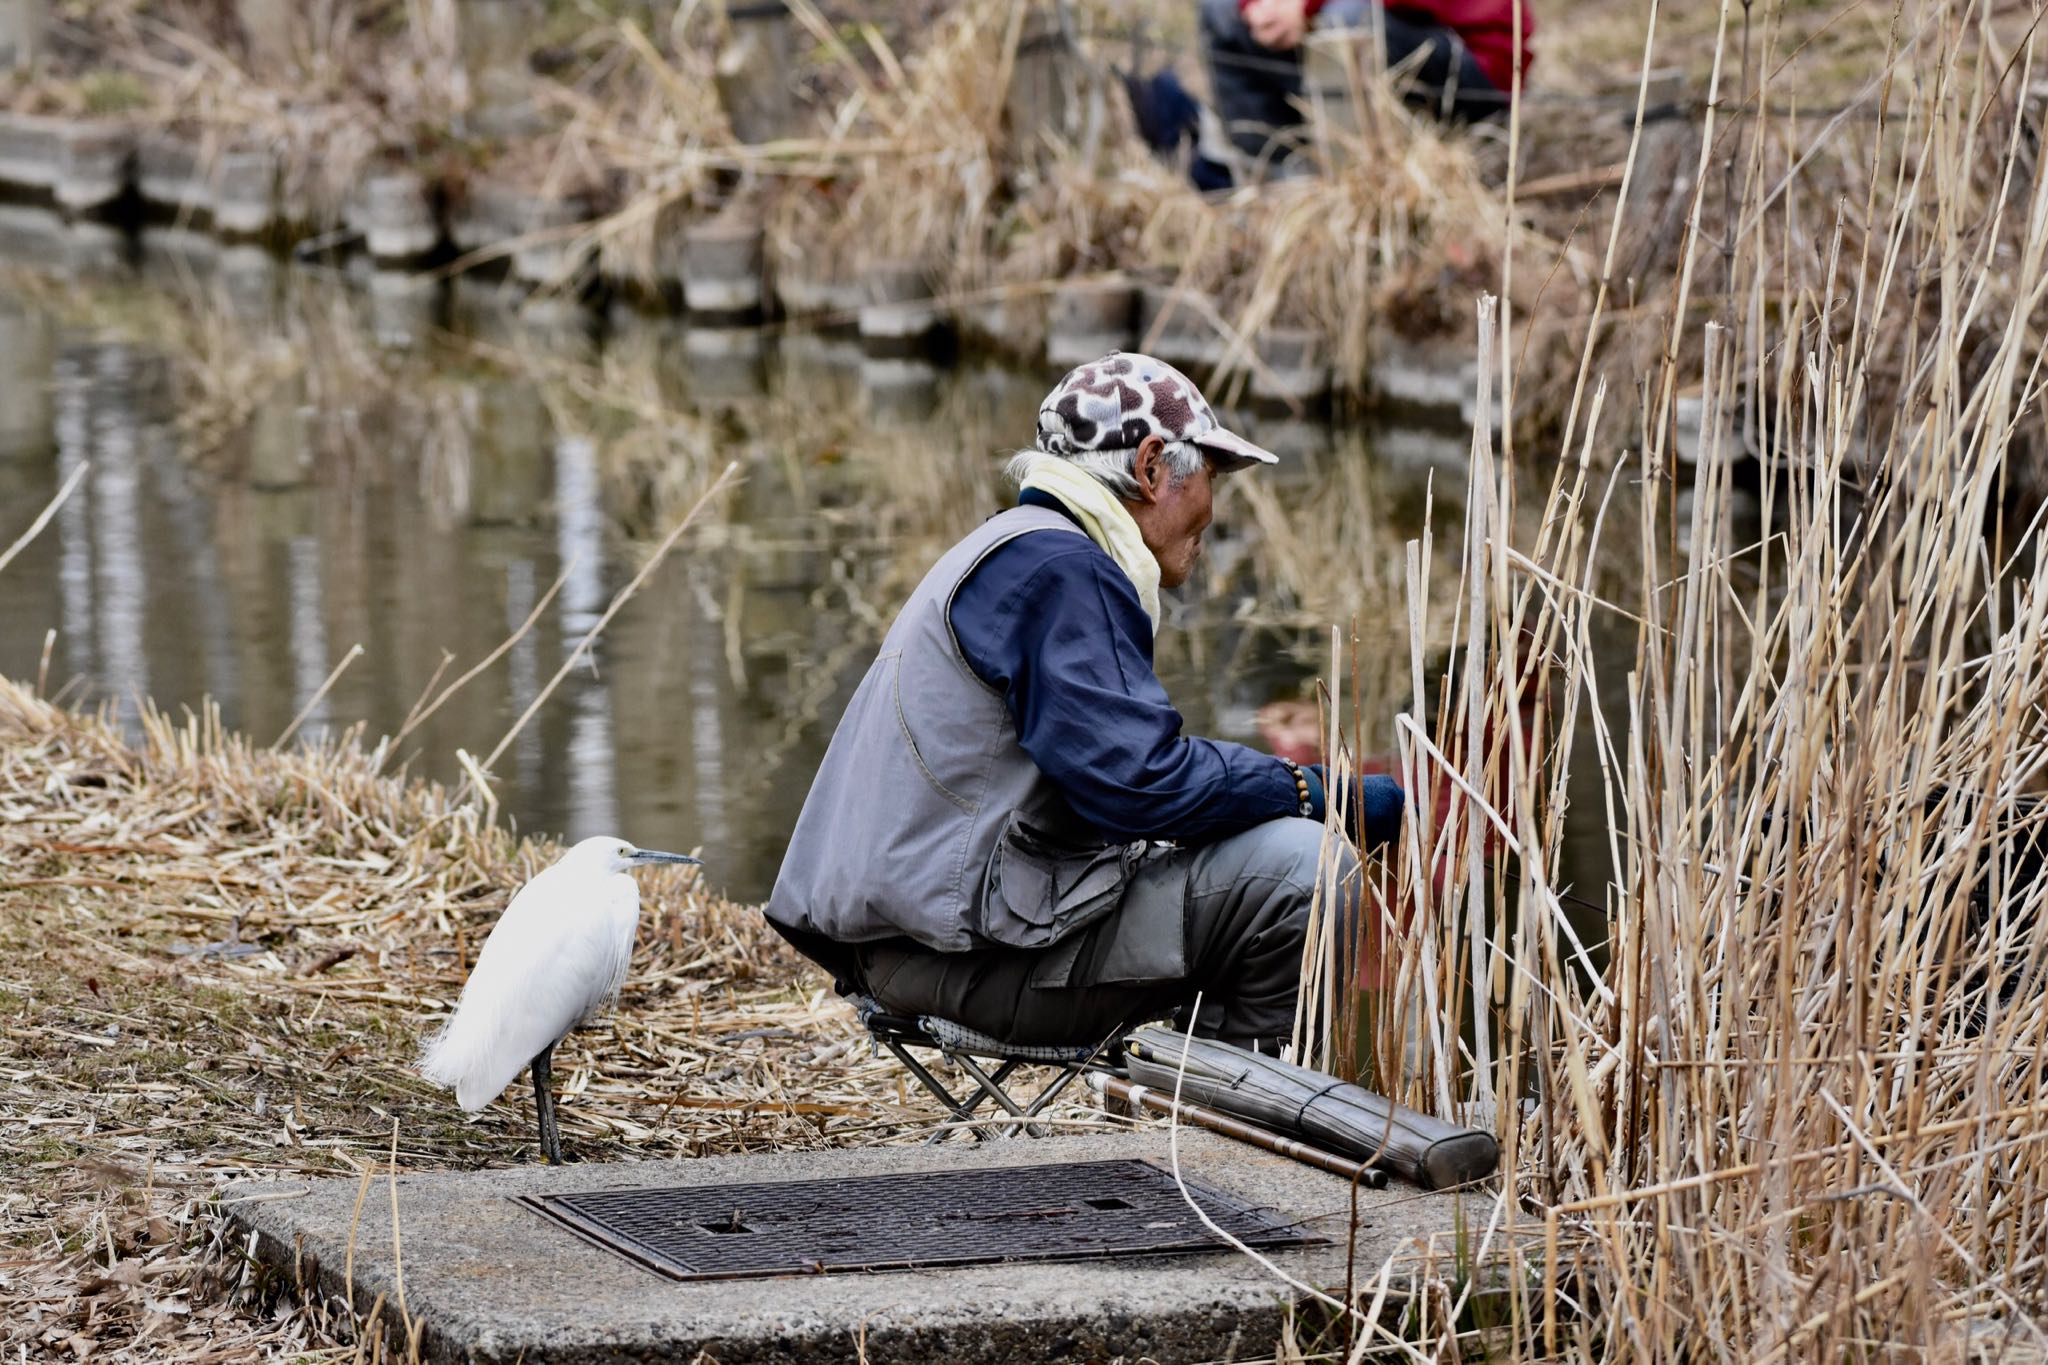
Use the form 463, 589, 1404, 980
853, 996, 1125, 1142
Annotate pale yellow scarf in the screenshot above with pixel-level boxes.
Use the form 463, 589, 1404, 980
1016, 454, 1162, 630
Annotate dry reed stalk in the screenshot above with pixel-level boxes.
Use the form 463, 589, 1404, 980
1289, 2, 2048, 1357
0, 459, 88, 576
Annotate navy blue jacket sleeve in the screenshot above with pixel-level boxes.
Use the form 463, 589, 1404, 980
949, 530, 1314, 842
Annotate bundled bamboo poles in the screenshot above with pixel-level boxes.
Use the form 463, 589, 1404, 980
1290, 2, 2048, 1357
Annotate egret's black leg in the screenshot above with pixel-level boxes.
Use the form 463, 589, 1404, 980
531, 1043, 563, 1165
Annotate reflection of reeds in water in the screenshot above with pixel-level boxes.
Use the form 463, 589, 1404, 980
13, 244, 1500, 720
1291, 8, 2048, 1356
1233, 441, 1459, 631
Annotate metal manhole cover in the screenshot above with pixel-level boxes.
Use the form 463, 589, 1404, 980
515, 1158, 1319, 1281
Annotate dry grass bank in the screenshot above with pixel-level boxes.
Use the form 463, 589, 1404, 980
0, 675, 946, 1357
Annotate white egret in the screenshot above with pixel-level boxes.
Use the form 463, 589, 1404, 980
420, 835, 700, 1163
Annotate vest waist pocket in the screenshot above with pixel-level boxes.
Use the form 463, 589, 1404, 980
976, 814, 1138, 950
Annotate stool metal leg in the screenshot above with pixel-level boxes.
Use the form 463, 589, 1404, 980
1016, 1060, 1094, 1133
878, 1039, 980, 1143
948, 1058, 1028, 1140
882, 1040, 1032, 1143
952, 1053, 1039, 1137
955, 1053, 1099, 1138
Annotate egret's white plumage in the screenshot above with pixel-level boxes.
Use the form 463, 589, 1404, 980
419, 836, 698, 1128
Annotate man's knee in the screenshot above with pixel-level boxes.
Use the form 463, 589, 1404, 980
1203, 816, 1357, 900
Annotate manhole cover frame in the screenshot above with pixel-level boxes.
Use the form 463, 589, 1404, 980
514, 1157, 1322, 1282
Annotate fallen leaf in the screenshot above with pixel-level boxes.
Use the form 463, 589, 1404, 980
77, 1259, 144, 1294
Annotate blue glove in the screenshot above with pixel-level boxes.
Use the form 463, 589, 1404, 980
1305, 765, 1406, 849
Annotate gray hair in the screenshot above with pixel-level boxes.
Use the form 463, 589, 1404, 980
1005, 443, 1207, 501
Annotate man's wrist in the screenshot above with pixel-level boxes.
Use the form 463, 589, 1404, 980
1277, 758, 1319, 819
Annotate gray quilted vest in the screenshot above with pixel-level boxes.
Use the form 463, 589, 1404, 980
769, 505, 1142, 955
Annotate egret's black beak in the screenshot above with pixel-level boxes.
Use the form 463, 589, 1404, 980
628, 849, 702, 866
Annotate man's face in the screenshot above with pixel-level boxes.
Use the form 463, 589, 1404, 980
1127, 438, 1221, 590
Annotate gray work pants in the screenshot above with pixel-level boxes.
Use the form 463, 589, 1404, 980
856, 817, 1361, 1052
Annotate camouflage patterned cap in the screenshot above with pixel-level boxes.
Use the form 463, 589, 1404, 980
1034, 352, 1279, 472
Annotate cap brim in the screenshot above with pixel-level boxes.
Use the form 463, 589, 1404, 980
1193, 425, 1280, 472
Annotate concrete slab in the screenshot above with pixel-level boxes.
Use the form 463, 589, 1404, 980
223, 1130, 1477, 1364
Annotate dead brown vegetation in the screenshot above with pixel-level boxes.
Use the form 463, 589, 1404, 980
0, 674, 941, 1356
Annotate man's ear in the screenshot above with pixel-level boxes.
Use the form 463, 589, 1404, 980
1130, 434, 1168, 504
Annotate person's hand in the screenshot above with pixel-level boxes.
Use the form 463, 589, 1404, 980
1306, 766, 1405, 849
1244, 0, 1311, 51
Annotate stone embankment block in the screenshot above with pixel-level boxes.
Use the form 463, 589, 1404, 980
680, 216, 765, 321
447, 174, 606, 284
859, 257, 942, 350
1046, 274, 1135, 368
715, 3, 804, 145
0, 112, 55, 192
54, 120, 131, 215
1138, 282, 1227, 375
212, 146, 277, 238
0, 113, 133, 215
352, 168, 441, 265
136, 132, 211, 218
1369, 331, 1473, 425
1249, 327, 1332, 407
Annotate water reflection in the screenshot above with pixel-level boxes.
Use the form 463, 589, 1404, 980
0, 294, 52, 460
553, 434, 621, 837
504, 558, 542, 785
59, 346, 155, 722
0, 210, 1507, 903
51, 363, 90, 687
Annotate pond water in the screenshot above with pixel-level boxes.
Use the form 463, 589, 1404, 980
0, 209, 1589, 907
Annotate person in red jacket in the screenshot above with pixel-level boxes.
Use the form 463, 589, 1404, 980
1200, 0, 1535, 167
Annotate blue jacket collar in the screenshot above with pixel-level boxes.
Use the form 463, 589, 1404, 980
1018, 486, 1083, 528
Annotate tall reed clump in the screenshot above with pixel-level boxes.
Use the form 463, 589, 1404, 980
748, 0, 1025, 303
1297, 2, 2048, 1356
